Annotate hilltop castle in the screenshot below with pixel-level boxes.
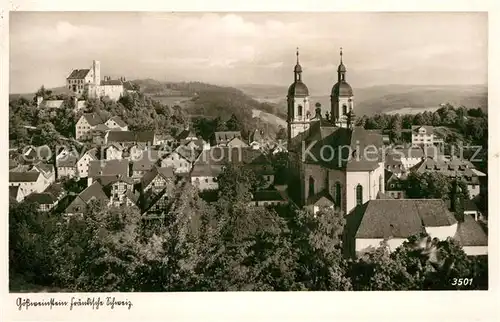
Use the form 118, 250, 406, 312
66, 60, 134, 101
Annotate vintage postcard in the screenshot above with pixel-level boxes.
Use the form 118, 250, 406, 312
2, 4, 498, 322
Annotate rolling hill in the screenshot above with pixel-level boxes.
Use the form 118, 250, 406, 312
238, 84, 488, 116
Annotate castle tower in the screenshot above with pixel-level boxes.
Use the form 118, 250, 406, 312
92, 60, 101, 86
287, 48, 311, 145
330, 48, 354, 128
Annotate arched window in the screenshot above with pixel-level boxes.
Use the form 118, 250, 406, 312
379, 175, 383, 192
308, 176, 315, 198
335, 182, 342, 207
298, 105, 303, 117
342, 104, 347, 115
356, 184, 363, 206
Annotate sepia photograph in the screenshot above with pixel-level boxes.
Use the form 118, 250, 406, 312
7, 11, 489, 295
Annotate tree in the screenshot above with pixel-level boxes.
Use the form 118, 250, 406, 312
9, 202, 59, 289
292, 208, 352, 290
389, 114, 402, 142
405, 171, 451, 200
226, 113, 243, 132
276, 126, 287, 141
431, 112, 442, 126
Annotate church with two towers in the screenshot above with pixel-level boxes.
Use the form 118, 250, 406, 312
286, 48, 385, 215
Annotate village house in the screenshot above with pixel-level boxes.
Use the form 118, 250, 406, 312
131, 150, 161, 180
77, 148, 98, 178
214, 131, 244, 146
141, 166, 176, 195
9, 185, 28, 203
191, 147, 274, 191
454, 214, 488, 256
305, 190, 336, 214
411, 125, 444, 147
25, 192, 60, 212
96, 174, 135, 207
250, 190, 288, 207
105, 116, 128, 131
160, 145, 198, 174
412, 156, 484, 198
384, 170, 407, 199
56, 155, 78, 179
90, 124, 111, 145
87, 159, 130, 186
176, 128, 198, 142
105, 130, 157, 146
180, 138, 210, 151
75, 112, 107, 141
104, 143, 124, 160
65, 182, 109, 216
9, 171, 48, 194
353, 199, 458, 254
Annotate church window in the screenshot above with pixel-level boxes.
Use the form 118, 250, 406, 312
335, 182, 342, 207
379, 175, 383, 192
308, 176, 315, 197
298, 105, 303, 117
342, 104, 347, 115
356, 184, 363, 205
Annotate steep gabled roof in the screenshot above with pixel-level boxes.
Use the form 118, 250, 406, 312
101, 79, 123, 86
82, 113, 107, 126
67, 69, 90, 79
25, 192, 57, 204
9, 171, 41, 182
355, 199, 456, 239
214, 131, 242, 144
79, 181, 109, 203
307, 189, 335, 207
454, 214, 487, 247
412, 125, 434, 135
88, 160, 129, 178
254, 190, 286, 202
107, 116, 127, 127
141, 166, 175, 188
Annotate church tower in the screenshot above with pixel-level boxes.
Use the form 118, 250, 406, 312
330, 48, 354, 128
287, 48, 311, 145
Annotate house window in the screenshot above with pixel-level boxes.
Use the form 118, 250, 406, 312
356, 184, 363, 206
308, 176, 315, 198
205, 178, 209, 183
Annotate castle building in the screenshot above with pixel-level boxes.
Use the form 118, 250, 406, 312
287, 48, 385, 215
66, 60, 125, 101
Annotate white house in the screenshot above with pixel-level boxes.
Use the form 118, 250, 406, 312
354, 199, 458, 254
77, 148, 98, 178
76, 113, 107, 141
105, 116, 128, 131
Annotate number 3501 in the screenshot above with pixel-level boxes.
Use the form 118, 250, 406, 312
452, 278, 473, 286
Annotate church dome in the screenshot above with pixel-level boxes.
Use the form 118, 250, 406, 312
331, 81, 353, 97
337, 62, 346, 73
288, 81, 309, 97
294, 63, 302, 73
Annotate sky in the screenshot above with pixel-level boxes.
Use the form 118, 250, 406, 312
9, 12, 487, 94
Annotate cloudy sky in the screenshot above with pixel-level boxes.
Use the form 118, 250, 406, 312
10, 12, 487, 94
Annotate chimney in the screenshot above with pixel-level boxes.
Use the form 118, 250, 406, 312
36, 96, 43, 107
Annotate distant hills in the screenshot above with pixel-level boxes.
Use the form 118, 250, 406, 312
238, 84, 488, 116
11, 81, 487, 134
